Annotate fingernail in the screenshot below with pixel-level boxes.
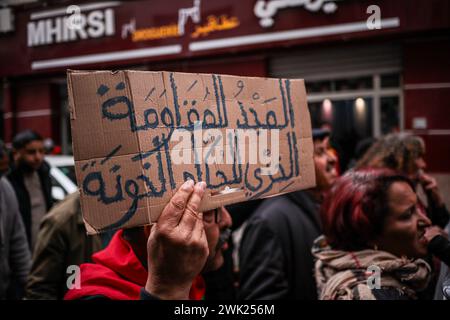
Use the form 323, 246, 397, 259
198, 181, 207, 191
182, 179, 194, 190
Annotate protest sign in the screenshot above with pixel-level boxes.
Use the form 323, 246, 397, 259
68, 70, 315, 234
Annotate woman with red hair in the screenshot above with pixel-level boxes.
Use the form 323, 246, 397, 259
313, 169, 448, 300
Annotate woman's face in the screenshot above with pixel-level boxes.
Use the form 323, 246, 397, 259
374, 181, 431, 258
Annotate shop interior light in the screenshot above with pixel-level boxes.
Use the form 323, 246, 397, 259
355, 97, 366, 114
322, 98, 333, 121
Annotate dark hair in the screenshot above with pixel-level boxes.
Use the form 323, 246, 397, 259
355, 133, 425, 174
12, 130, 43, 150
321, 169, 415, 251
354, 137, 377, 161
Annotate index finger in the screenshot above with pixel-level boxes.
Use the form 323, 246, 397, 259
158, 179, 195, 228
178, 181, 207, 231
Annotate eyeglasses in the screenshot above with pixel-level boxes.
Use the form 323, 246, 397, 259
203, 208, 222, 224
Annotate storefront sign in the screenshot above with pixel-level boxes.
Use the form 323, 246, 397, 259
27, 7, 115, 47
132, 24, 179, 42
0, 0, 416, 76
191, 15, 240, 38
254, 0, 339, 27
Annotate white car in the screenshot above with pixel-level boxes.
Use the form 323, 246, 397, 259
45, 155, 78, 202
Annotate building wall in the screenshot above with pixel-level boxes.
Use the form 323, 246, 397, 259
403, 37, 450, 208
403, 37, 450, 172
2, 53, 265, 146
3, 81, 59, 144
1, 2, 449, 208
2, 82, 14, 143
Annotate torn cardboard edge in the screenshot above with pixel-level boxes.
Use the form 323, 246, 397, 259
68, 69, 316, 234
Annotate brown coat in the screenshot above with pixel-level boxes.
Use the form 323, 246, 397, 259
25, 192, 103, 300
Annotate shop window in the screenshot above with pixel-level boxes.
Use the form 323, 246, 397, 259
308, 98, 373, 170
306, 73, 401, 171
334, 76, 373, 91
380, 96, 400, 134
381, 73, 400, 88
306, 76, 373, 93
306, 80, 332, 93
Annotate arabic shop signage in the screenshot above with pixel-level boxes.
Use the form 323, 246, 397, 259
254, 0, 340, 28
9, 0, 401, 76
128, 0, 342, 42
26, 0, 341, 48
131, 15, 240, 42
127, 0, 341, 42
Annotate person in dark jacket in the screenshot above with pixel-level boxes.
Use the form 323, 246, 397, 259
442, 273, 450, 299
424, 225, 450, 268
430, 222, 450, 299
0, 140, 31, 299
7, 130, 53, 250
238, 128, 338, 300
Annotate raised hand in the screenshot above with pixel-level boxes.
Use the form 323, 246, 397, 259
145, 180, 208, 299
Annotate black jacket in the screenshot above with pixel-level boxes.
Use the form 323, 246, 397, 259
434, 223, 450, 300
6, 161, 53, 247
238, 190, 321, 300
0, 177, 31, 299
425, 189, 450, 229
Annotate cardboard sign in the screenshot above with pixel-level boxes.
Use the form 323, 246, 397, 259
68, 70, 315, 234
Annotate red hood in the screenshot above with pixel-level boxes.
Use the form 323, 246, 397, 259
64, 230, 205, 300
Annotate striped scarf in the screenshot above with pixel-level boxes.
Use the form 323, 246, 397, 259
312, 236, 431, 300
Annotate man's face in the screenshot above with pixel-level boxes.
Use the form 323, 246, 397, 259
202, 207, 232, 272
313, 137, 338, 190
15, 140, 45, 171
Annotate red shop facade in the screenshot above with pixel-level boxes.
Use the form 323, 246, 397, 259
1, 0, 450, 201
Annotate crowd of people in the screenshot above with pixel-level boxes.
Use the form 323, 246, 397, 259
0, 128, 449, 300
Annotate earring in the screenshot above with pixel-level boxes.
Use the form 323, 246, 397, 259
373, 244, 378, 251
